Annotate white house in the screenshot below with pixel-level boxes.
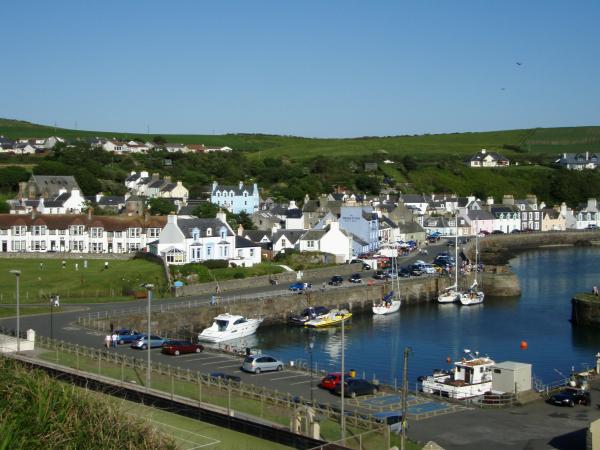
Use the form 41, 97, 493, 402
467, 149, 510, 168
298, 221, 352, 263
284, 201, 305, 230
555, 152, 599, 170
490, 205, 521, 233
271, 229, 305, 254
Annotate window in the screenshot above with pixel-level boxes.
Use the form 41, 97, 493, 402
206, 246, 212, 257
192, 227, 200, 240
114, 231, 122, 238
90, 227, 103, 238
166, 249, 185, 264
534, 212, 539, 220
128, 243, 140, 251
32, 225, 46, 236
71, 241, 84, 251
12, 225, 26, 236
250, 248, 254, 257
69, 225, 84, 236
91, 243, 103, 253
12, 240, 26, 251
220, 228, 226, 239
128, 227, 141, 238
206, 228, 212, 236
148, 228, 160, 238
32, 241, 46, 251
307, 240, 315, 248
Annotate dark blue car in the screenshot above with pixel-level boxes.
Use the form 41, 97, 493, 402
114, 329, 143, 345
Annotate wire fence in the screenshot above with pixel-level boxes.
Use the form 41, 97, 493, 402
30, 335, 386, 447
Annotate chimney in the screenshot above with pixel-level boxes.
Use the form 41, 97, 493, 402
239, 181, 243, 190
502, 194, 514, 205
587, 151, 590, 161
167, 214, 177, 225
237, 224, 244, 236
212, 180, 218, 192
144, 210, 150, 222
486, 196, 494, 206
588, 198, 597, 211
560, 202, 567, 217
88, 207, 93, 220
164, 176, 172, 183
31, 209, 36, 220
141, 171, 149, 178
288, 200, 297, 210
481, 149, 487, 154
152, 172, 159, 180
329, 221, 340, 232
526, 194, 538, 205
216, 209, 227, 224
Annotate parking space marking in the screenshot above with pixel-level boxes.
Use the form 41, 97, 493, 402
268, 374, 308, 381
180, 355, 231, 362
290, 380, 313, 385
201, 361, 242, 368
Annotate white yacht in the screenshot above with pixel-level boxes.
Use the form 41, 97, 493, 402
373, 290, 401, 315
460, 226, 484, 306
421, 350, 495, 399
438, 213, 460, 304
198, 314, 263, 343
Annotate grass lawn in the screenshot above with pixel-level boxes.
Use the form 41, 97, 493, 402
116, 398, 292, 450
0, 258, 166, 304
0, 306, 78, 318
37, 347, 419, 449
172, 262, 285, 284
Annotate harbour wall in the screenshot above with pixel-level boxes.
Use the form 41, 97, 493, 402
110, 268, 519, 337
571, 294, 600, 328
173, 263, 363, 297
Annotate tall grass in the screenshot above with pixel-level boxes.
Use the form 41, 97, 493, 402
0, 358, 177, 450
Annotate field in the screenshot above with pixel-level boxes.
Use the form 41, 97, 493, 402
0, 258, 166, 304
1, 118, 600, 161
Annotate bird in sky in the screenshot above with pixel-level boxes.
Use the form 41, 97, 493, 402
516, 62, 523, 66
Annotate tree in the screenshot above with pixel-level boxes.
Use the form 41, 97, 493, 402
0, 166, 29, 191
402, 155, 418, 172
153, 136, 166, 146
147, 197, 176, 215
192, 202, 220, 218
355, 175, 380, 194
0, 199, 9, 213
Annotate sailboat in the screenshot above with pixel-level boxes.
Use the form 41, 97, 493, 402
438, 213, 460, 303
460, 222, 485, 306
373, 245, 401, 315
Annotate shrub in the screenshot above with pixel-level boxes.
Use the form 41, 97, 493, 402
233, 272, 246, 279
202, 260, 229, 269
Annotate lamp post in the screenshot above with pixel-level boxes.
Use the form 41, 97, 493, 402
142, 283, 154, 391
401, 346, 413, 450
9, 270, 21, 352
308, 335, 315, 405
340, 315, 346, 443
49, 296, 54, 341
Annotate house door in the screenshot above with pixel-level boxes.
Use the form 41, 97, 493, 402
50, 241, 56, 251
1, 242, 6, 252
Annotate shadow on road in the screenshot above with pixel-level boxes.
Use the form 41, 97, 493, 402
547, 428, 586, 450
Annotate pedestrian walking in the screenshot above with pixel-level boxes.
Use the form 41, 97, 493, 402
110, 322, 114, 333
104, 261, 109, 270
104, 334, 111, 349
111, 332, 118, 348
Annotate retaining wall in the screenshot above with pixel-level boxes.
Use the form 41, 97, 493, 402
571, 294, 600, 328
173, 263, 363, 297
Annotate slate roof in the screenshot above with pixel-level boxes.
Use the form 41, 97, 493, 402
556, 153, 598, 166
300, 229, 327, 241
212, 182, 255, 196
272, 229, 305, 245
125, 173, 140, 182
98, 196, 125, 206
286, 208, 303, 219
243, 230, 272, 242
149, 180, 165, 188
30, 175, 80, 197
542, 208, 560, 219
467, 210, 495, 221
362, 211, 378, 221
490, 205, 519, 216
160, 183, 176, 192
399, 221, 425, 233
400, 194, 431, 204
380, 216, 397, 228
177, 218, 233, 239
235, 235, 259, 248
468, 150, 509, 162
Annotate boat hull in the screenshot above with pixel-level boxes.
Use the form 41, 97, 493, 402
438, 291, 459, 303
305, 311, 352, 328
372, 300, 401, 315
459, 292, 484, 306
198, 319, 262, 343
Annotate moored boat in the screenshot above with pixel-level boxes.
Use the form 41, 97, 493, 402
288, 306, 330, 326
372, 291, 401, 315
304, 309, 352, 328
420, 350, 495, 399
198, 313, 263, 343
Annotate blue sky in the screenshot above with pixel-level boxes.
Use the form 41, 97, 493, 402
1, 1, 599, 137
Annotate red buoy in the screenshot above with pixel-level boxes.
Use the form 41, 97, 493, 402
446, 356, 452, 364
520, 340, 528, 350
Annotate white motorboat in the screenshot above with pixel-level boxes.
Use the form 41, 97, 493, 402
421, 350, 495, 399
198, 313, 263, 343
373, 290, 401, 315
438, 213, 460, 303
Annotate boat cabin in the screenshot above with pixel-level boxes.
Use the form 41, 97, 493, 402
452, 356, 495, 385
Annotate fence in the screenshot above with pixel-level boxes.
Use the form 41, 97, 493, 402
33, 336, 384, 446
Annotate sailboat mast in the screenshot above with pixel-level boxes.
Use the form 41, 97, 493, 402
454, 213, 458, 287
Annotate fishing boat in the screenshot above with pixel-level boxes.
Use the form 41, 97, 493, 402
420, 350, 495, 399
372, 290, 401, 315
438, 213, 460, 303
304, 309, 352, 328
288, 306, 330, 326
198, 313, 263, 343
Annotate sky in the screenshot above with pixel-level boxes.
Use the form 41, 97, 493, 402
1, 1, 599, 137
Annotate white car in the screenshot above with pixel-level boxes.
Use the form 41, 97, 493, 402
421, 264, 437, 274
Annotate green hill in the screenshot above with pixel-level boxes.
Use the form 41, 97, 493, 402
1, 117, 600, 161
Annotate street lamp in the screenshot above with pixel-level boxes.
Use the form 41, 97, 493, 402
308, 334, 315, 405
9, 270, 21, 352
141, 283, 154, 391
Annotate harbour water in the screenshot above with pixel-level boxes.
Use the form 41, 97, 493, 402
253, 247, 600, 385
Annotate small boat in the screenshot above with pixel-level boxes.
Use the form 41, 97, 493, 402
438, 285, 459, 303
420, 349, 495, 399
198, 313, 263, 343
372, 291, 401, 315
459, 281, 485, 305
304, 309, 352, 328
288, 306, 330, 326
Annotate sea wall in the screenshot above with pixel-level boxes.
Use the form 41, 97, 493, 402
108, 269, 518, 337
172, 263, 363, 297
571, 294, 600, 328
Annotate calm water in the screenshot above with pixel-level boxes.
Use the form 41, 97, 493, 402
251, 247, 600, 385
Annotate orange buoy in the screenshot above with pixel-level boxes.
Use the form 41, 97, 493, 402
520, 340, 528, 350
446, 356, 452, 364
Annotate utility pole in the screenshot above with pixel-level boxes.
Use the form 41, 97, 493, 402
401, 347, 412, 450
341, 317, 346, 443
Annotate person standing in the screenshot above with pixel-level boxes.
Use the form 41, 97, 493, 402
104, 334, 111, 349
111, 332, 118, 348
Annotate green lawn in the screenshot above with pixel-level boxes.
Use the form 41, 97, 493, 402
172, 262, 285, 284
0, 306, 75, 318
0, 258, 166, 304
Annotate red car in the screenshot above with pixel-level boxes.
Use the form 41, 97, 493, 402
320, 372, 353, 391
161, 340, 204, 356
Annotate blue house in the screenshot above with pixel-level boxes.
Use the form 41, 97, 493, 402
339, 206, 379, 256
210, 181, 259, 215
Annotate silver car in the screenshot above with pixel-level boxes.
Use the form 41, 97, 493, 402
242, 355, 284, 374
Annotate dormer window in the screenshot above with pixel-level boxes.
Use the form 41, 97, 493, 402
206, 227, 212, 236
192, 227, 200, 240
220, 227, 226, 239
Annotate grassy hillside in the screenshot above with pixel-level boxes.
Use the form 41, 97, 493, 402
0, 357, 176, 449
1, 118, 599, 161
